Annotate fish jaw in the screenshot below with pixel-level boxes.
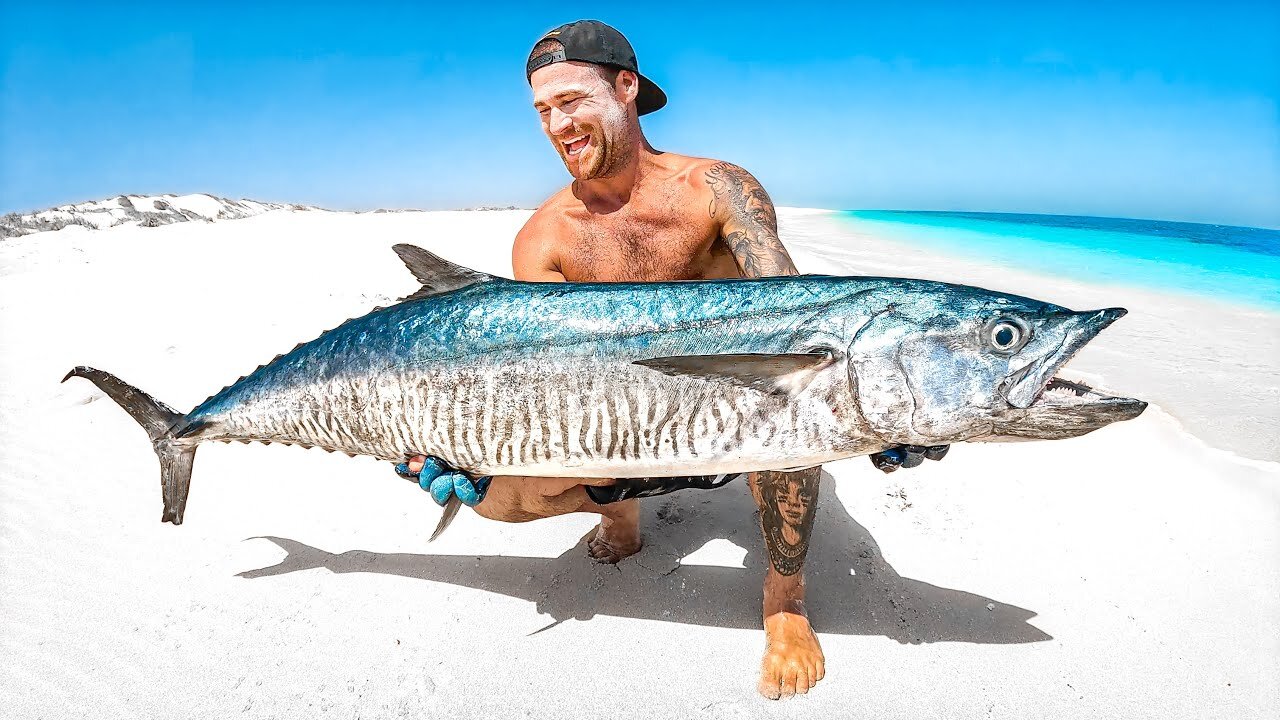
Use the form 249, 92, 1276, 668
985, 376, 1147, 441
999, 308, 1126, 409
986, 308, 1147, 441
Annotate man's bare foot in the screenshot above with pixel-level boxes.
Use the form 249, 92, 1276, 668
587, 498, 642, 563
758, 607, 825, 698
757, 573, 825, 699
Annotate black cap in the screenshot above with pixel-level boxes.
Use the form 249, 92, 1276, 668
526, 20, 667, 116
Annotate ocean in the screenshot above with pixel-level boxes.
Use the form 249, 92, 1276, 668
838, 211, 1280, 311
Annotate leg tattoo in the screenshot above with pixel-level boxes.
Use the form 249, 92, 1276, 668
754, 468, 821, 576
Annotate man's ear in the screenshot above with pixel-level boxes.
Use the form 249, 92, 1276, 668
616, 69, 640, 106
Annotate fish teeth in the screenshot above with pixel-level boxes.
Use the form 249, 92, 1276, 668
1052, 367, 1106, 388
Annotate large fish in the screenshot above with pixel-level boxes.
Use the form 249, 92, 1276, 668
66, 245, 1145, 525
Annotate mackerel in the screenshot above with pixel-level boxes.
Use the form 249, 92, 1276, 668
66, 244, 1146, 525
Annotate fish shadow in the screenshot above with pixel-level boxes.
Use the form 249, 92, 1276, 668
241, 472, 1050, 645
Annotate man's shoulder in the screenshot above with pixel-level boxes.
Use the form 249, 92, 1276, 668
656, 153, 756, 192
660, 151, 722, 177
514, 191, 575, 251
520, 189, 574, 232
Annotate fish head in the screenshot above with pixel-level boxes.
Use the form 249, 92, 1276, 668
847, 287, 1146, 446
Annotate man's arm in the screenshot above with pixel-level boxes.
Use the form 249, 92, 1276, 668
512, 210, 568, 282
704, 161, 799, 278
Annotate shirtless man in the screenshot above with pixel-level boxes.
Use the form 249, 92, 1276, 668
406, 20, 942, 699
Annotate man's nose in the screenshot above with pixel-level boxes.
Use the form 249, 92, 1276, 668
548, 107, 573, 134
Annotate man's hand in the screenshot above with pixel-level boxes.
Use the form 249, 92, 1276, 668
395, 455, 491, 507
869, 444, 950, 473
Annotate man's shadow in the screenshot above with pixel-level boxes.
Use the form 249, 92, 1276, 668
241, 472, 1050, 645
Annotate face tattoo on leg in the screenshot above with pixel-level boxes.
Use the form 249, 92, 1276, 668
757, 468, 820, 576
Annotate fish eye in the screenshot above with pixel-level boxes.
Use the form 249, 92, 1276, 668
986, 319, 1028, 353
994, 324, 1018, 347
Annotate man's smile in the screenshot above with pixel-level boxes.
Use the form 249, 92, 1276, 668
562, 133, 590, 156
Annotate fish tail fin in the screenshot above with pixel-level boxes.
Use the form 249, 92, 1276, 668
62, 365, 197, 525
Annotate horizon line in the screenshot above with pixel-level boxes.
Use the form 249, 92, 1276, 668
6, 192, 1278, 233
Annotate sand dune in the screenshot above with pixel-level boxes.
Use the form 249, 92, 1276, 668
1, 208, 1276, 718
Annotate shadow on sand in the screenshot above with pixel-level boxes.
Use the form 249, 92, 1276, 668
241, 472, 1050, 645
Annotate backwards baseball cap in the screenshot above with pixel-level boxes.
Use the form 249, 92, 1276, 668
526, 20, 667, 116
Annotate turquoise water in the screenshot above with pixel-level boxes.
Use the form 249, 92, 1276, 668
839, 211, 1280, 311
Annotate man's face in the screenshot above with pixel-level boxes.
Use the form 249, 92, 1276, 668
530, 61, 632, 180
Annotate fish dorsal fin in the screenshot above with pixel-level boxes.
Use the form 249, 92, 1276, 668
634, 351, 836, 395
392, 244, 495, 300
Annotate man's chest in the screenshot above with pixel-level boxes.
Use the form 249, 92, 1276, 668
555, 201, 732, 283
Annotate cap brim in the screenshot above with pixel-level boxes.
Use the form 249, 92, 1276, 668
636, 73, 666, 116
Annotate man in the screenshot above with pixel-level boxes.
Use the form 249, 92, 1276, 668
405, 20, 942, 699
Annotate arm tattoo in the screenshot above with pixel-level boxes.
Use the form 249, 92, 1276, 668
704, 162, 799, 278
753, 467, 821, 576
706, 162, 778, 229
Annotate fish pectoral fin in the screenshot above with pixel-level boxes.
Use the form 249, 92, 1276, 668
392, 244, 497, 300
634, 351, 836, 395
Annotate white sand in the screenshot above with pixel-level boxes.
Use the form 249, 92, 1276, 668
1, 208, 1276, 719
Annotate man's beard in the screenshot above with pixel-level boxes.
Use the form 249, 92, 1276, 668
561, 107, 634, 180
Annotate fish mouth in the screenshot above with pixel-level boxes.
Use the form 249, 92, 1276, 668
1000, 308, 1127, 410
1033, 375, 1146, 414
990, 307, 1147, 440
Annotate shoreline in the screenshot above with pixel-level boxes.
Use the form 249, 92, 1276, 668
778, 210, 1280, 464
841, 209, 1280, 315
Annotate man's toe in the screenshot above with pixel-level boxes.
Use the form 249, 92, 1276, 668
794, 668, 812, 694
757, 672, 782, 700
778, 674, 797, 698
586, 534, 639, 563
782, 662, 807, 697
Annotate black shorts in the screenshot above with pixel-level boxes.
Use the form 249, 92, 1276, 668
584, 472, 748, 504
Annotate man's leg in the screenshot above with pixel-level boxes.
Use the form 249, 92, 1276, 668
449, 470, 642, 562
403, 456, 642, 561
750, 468, 826, 699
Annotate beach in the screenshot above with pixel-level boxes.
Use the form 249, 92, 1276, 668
1, 207, 1277, 719
792, 211, 1280, 464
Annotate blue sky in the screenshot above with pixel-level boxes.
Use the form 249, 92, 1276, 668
2, 2, 1277, 227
